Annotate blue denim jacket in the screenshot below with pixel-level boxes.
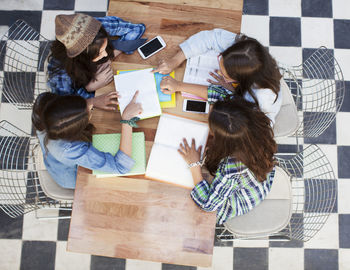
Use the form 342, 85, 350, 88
37, 131, 135, 189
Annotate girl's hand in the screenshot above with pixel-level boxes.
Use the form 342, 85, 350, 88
160, 76, 182, 94
122, 91, 143, 120
178, 138, 202, 165
92, 91, 119, 111
152, 58, 177, 74
207, 70, 236, 92
86, 60, 114, 91
113, 49, 122, 60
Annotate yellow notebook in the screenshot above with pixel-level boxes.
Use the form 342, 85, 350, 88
117, 69, 176, 108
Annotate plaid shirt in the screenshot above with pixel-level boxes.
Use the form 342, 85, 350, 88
191, 157, 275, 224
47, 16, 146, 98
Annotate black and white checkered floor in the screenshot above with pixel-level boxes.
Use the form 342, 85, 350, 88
1, 0, 350, 269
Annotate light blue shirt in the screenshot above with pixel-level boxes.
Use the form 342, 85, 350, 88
37, 131, 135, 189
179, 29, 282, 125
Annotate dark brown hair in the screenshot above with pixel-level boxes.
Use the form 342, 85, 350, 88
48, 26, 114, 89
205, 98, 277, 182
32, 93, 94, 144
222, 34, 282, 106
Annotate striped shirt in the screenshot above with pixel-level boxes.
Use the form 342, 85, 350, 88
191, 157, 275, 224
47, 16, 146, 99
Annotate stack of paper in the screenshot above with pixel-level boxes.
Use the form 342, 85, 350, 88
145, 113, 209, 188
92, 132, 146, 177
114, 68, 162, 119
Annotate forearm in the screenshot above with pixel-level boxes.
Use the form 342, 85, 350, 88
119, 123, 133, 157
171, 48, 186, 69
177, 82, 208, 100
190, 166, 204, 186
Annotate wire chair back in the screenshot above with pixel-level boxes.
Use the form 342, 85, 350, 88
286, 47, 345, 137
0, 20, 51, 110
0, 120, 71, 218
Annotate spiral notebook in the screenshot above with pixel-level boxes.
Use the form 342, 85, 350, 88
92, 132, 146, 177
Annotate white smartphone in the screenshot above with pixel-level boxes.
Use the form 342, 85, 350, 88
183, 99, 209, 114
137, 36, 166, 59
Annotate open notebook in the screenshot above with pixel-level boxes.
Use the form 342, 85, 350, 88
182, 50, 219, 100
145, 113, 209, 189
92, 132, 146, 177
114, 68, 162, 119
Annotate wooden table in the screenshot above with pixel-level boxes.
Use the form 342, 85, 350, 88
67, 0, 243, 267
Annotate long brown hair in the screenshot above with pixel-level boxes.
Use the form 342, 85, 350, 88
205, 98, 277, 182
48, 27, 114, 89
222, 34, 281, 106
32, 93, 94, 145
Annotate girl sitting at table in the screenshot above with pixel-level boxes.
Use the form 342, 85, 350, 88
155, 29, 282, 126
48, 13, 146, 111
178, 98, 277, 224
32, 92, 142, 189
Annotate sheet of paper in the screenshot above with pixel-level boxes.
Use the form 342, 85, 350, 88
114, 68, 161, 119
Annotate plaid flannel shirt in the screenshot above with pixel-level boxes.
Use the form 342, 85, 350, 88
47, 16, 146, 98
191, 157, 275, 224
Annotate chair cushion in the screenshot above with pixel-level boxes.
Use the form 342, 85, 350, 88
274, 79, 300, 137
223, 166, 292, 238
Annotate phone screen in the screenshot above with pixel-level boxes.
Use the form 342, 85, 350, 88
186, 100, 207, 112
139, 38, 163, 57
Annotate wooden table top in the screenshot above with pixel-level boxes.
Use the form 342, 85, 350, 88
67, 0, 243, 267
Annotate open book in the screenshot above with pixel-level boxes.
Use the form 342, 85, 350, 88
114, 68, 162, 119
145, 113, 209, 189
182, 50, 219, 100
92, 132, 146, 177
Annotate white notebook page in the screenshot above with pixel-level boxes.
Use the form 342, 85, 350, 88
114, 68, 161, 119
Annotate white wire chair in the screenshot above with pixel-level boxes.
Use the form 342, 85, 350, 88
0, 20, 51, 110
216, 144, 337, 242
0, 120, 72, 219
281, 47, 345, 138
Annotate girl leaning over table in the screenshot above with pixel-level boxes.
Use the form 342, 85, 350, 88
32, 92, 142, 189
47, 13, 146, 111
178, 98, 277, 224
155, 29, 283, 126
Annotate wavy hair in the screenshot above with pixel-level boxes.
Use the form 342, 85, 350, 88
48, 26, 114, 89
221, 34, 281, 106
205, 98, 277, 182
32, 93, 94, 145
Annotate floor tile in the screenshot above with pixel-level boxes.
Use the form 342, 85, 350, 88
77, 11, 107, 18
241, 15, 269, 46
234, 239, 269, 248
43, 0, 75, 10
332, 0, 350, 19
243, 0, 268, 15
270, 17, 301, 47
126, 259, 162, 270
0, 0, 44, 10
197, 247, 233, 270
338, 146, 350, 178
301, 0, 333, 18
334, 19, 350, 49
304, 249, 338, 270
74, 0, 108, 12
90, 256, 126, 270
22, 209, 58, 241
316, 144, 338, 179
304, 214, 339, 249
339, 249, 350, 270
269, 46, 302, 67
162, 264, 196, 270
301, 18, 334, 48
0, 11, 42, 32
304, 118, 336, 144
40, 10, 74, 40
302, 48, 334, 79
55, 241, 90, 270
20, 240, 56, 270
233, 248, 268, 270
339, 214, 350, 248
336, 112, 350, 145
0, 209, 23, 239
339, 81, 350, 112
0, 239, 22, 270
268, 0, 301, 17
0, 103, 32, 133
269, 247, 304, 270
334, 49, 350, 81
338, 179, 350, 214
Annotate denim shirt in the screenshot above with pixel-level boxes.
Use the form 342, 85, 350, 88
37, 131, 135, 189
179, 29, 282, 125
